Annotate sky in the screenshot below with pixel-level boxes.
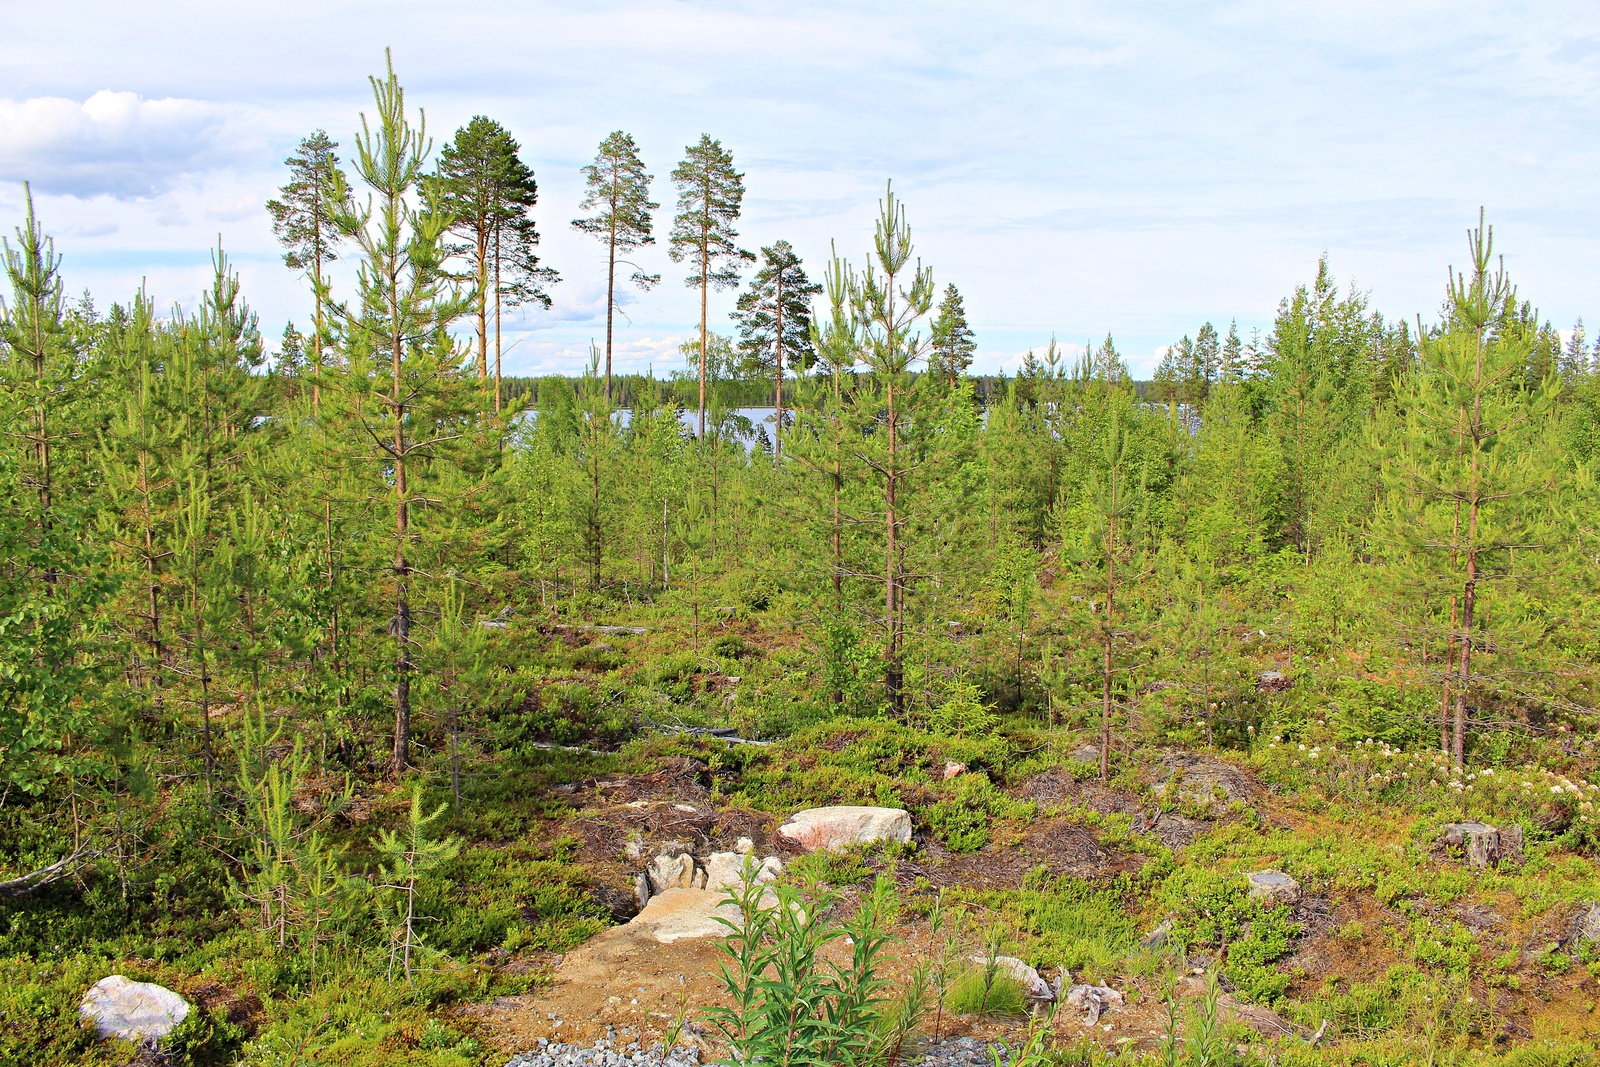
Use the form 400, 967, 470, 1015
2, 1, 1597, 378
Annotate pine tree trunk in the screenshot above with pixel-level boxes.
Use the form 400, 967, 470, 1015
1101, 496, 1116, 782
605, 217, 617, 401
1452, 332, 1487, 768
198, 591, 213, 793
392, 310, 412, 779
476, 219, 490, 383
774, 270, 784, 462
590, 421, 602, 589
312, 204, 324, 419
1441, 596, 1456, 754
886, 374, 901, 717
494, 223, 503, 416
699, 241, 709, 440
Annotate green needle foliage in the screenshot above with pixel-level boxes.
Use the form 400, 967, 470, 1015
3, 51, 1600, 1065
266, 130, 348, 415
573, 130, 659, 399
929, 283, 976, 385
734, 240, 819, 460
372, 781, 462, 984
436, 114, 557, 408
669, 134, 753, 439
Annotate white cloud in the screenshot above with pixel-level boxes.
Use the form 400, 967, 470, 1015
0, 90, 244, 198
65, 221, 117, 237
207, 194, 261, 221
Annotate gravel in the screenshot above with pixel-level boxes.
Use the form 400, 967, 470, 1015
914, 1036, 1014, 1067
504, 1031, 1016, 1067
505, 1031, 702, 1067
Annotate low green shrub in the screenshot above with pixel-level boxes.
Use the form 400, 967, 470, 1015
943, 968, 1026, 1018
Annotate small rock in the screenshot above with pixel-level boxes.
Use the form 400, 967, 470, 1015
634, 872, 651, 910
1256, 671, 1290, 692
704, 851, 782, 893
1569, 903, 1600, 951
777, 806, 911, 851
734, 836, 754, 854
1246, 870, 1300, 906
1139, 918, 1174, 949
80, 975, 190, 1044
646, 852, 696, 895
1064, 983, 1123, 1025
943, 761, 968, 780
1069, 744, 1100, 764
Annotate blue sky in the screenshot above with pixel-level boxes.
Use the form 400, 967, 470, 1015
2, 1, 1597, 377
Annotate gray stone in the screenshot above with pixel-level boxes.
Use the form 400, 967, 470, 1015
777, 806, 911, 851
1569, 903, 1600, 950
968, 955, 1053, 1000
1246, 869, 1301, 906
1064, 983, 1123, 1024
734, 836, 754, 855
1256, 671, 1290, 692
1439, 822, 1505, 868
79, 975, 190, 1043
1139, 918, 1175, 949
1069, 745, 1100, 764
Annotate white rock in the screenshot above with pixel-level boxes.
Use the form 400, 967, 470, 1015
735, 836, 755, 854
969, 955, 1052, 999
627, 886, 777, 943
704, 851, 782, 893
1246, 870, 1301, 906
777, 806, 912, 851
79, 975, 190, 1043
942, 761, 968, 781
646, 852, 696, 895
634, 871, 651, 909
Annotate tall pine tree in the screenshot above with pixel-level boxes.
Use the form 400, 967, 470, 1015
332, 51, 475, 778
266, 132, 349, 416
929, 283, 976, 384
734, 241, 817, 459
437, 116, 557, 409
668, 134, 752, 439
573, 131, 658, 400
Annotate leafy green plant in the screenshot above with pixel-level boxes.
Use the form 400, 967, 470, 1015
1184, 972, 1240, 1067
707, 875, 897, 1067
